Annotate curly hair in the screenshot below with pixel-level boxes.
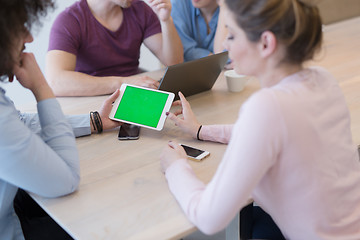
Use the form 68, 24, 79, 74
225, 0, 323, 64
0, 0, 54, 81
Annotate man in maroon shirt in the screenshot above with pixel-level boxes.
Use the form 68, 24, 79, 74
46, 0, 183, 96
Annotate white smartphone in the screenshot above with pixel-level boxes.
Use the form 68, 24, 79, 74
180, 144, 210, 161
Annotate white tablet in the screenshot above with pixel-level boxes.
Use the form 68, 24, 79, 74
109, 84, 175, 131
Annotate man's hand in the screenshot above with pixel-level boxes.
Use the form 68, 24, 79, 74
13, 52, 55, 102
147, 0, 172, 22
123, 75, 160, 89
97, 90, 123, 132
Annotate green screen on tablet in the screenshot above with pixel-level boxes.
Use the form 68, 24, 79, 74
113, 85, 169, 128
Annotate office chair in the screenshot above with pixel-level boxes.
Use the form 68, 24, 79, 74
226, 203, 286, 240
226, 203, 253, 240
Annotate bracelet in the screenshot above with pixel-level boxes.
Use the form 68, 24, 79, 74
197, 125, 203, 141
90, 111, 103, 133
90, 112, 96, 132
96, 112, 103, 133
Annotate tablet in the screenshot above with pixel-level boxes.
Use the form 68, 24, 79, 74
109, 84, 175, 131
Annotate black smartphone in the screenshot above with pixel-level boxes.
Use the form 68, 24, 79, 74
118, 124, 140, 140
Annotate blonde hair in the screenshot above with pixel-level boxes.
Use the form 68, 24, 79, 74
225, 0, 323, 64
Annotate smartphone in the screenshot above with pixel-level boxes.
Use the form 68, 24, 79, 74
118, 124, 140, 140
180, 144, 210, 161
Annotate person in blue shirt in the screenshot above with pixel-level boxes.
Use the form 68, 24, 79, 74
171, 0, 227, 61
0, 0, 122, 239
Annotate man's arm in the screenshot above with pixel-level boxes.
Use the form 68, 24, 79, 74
21, 89, 122, 137
45, 50, 159, 96
213, 0, 228, 54
145, 0, 183, 66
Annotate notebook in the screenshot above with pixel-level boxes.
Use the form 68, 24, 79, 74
158, 51, 229, 100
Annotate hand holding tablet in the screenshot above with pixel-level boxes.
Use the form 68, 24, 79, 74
109, 84, 175, 131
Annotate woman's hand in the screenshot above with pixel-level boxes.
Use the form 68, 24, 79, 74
166, 92, 201, 139
160, 140, 187, 173
97, 90, 123, 132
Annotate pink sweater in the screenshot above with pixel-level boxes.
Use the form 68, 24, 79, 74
165, 67, 360, 239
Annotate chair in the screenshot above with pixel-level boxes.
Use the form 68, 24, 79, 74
225, 203, 253, 240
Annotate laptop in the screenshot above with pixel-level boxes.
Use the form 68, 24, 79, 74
158, 51, 229, 100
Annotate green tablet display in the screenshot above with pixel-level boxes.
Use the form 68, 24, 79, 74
109, 84, 175, 131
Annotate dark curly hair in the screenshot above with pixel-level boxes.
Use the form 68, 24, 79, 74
0, 0, 55, 81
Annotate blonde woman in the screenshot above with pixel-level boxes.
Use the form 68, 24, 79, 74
160, 0, 360, 238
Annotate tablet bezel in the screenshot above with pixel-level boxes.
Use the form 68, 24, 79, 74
109, 84, 175, 131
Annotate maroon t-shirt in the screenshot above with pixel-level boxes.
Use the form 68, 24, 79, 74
48, 0, 161, 77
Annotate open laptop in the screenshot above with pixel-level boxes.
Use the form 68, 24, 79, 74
158, 51, 229, 100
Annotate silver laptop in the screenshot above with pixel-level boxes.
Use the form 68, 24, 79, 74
158, 51, 229, 100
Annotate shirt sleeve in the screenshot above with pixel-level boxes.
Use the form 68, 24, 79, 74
48, 10, 82, 55
139, 2, 161, 40
171, 0, 212, 61
20, 112, 91, 137
165, 90, 284, 234
0, 98, 80, 198
200, 124, 233, 143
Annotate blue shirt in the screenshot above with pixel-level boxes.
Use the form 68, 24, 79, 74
171, 0, 219, 61
0, 87, 88, 239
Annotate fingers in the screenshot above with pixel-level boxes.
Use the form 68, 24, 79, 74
160, 140, 186, 173
103, 89, 120, 106
148, 0, 169, 7
137, 77, 159, 89
172, 100, 181, 107
178, 92, 186, 102
167, 140, 179, 149
166, 111, 175, 120
153, 80, 160, 88
12, 64, 21, 77
12, 53, 27, 76
147, 0, 171, 15
178, 92, 191, 110
166, 112, 181, 125
143, 81, 158, 89
173, 108, 183, 116
18, 52, 35, 69
109, 89, 120, 101
143, 76, 159, 86
168, 141, 187, 157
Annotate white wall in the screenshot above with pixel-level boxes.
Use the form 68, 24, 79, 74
3, 0, 159, 107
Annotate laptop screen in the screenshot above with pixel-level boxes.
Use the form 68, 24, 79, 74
158, 51, 229, 100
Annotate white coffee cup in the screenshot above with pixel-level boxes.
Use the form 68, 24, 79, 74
224, 70, 250, 92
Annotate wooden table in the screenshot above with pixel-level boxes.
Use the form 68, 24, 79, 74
27, 17, 360, 240
29, 71, 256, 240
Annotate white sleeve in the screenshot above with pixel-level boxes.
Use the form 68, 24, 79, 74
201, 124, 233, 143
